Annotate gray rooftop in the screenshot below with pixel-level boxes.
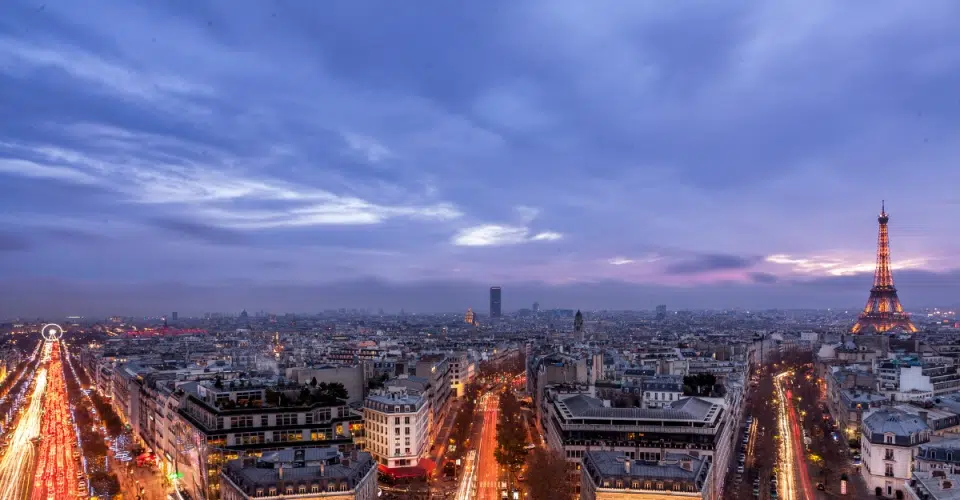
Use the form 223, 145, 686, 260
582, 450, 708, 492
556, 393, 719, 422
222, 451, 375, 491
864, 409, 930, 436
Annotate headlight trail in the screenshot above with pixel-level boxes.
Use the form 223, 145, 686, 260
0, 344, 50, 500
32, 341, 79, 499
775, 371, 814, 500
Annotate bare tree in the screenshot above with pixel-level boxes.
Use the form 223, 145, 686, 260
527, 448, 572, 500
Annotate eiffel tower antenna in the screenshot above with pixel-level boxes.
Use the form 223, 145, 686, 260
851, 202, 917, 334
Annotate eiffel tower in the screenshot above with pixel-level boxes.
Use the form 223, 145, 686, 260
851, 201, 917, 334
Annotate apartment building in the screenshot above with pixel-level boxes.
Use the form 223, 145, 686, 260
448, 352, 475, 398
363, 387, 430, 474
639, 375, 684, 409
219, 448, 377, 500
177, 381, 363, 499
876, 357, 960, 401
861, 408, 931, 498
580, 450, 712, 500
541, 388, 733, 500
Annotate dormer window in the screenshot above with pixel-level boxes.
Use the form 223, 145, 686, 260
885, 433, 894, 444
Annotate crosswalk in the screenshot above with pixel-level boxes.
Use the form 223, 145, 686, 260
479, 480, 498, 489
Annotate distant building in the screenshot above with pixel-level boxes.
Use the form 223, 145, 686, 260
465, 308, 476, 326
574, 310, 584, 342
172, 311, 178, 321
655, 305, 667, 321
533, 302, 540, 313
490, 287, 502, 318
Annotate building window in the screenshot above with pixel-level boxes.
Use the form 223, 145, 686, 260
317, 408, 331, 421
885, 434, 893, 444
885, 449, 894, 460
230, 416, 254, 428
274, 430, 301, 442
260, 415, 268, 426
885, 464, 894, 477
405, 416, 410, 424
277, 413, 298, 426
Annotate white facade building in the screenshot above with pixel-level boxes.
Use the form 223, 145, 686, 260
363, 388, 429, 469
861, 409, 931, 498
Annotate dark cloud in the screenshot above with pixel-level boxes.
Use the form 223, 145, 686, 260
146, 217, 248, 246
41, 227, 107, 244
748, 272, 779, 284
259, 260, 291, 270
4, 270, 958, 319
664, 254, 759, 275
1, 0, 959, 306
0, 231, 32, 252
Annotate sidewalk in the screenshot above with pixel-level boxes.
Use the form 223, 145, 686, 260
114, 459, 166, 500
430, 400, 461, 465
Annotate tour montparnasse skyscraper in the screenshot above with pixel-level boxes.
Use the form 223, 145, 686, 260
490, 286, 502, 318
851, 201, 917, 334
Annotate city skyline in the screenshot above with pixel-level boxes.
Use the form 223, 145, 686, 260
2, 1, 960, 315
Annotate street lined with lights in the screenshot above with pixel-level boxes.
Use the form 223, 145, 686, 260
476, 392, 500, 500
774, 371, 814, 500
0, 345, 48, 499
32, 341, 79, 499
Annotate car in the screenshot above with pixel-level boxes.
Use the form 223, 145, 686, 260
737, 465, 744, 473
739, 454, 746, 461
817, 483, 826, 491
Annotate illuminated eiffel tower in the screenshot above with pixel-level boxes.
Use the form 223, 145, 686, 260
851, 201, 917, 334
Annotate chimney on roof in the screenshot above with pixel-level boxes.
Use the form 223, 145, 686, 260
919, 410, 929, 425
680, 458, 693, 472
319, 462, 325, 477
278, 466, 283, 480
623, 458, 632, 474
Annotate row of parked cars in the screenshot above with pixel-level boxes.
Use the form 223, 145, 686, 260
732, 415, 780, 498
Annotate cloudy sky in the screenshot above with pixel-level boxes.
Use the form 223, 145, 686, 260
1, 0, 959, 317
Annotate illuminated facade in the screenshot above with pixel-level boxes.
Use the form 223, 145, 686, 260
464, 308, 475, 326
851, 202, 918, 334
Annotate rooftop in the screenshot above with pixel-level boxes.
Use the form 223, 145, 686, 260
863, 409, 930, 439
582, 450, 708, 493
221, 450, 375, 494
555, 392, 719, 422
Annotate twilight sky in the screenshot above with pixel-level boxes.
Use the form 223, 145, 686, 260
1, 0, 959, 317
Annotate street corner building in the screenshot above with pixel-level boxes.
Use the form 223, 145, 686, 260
219, 448, 378, 499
